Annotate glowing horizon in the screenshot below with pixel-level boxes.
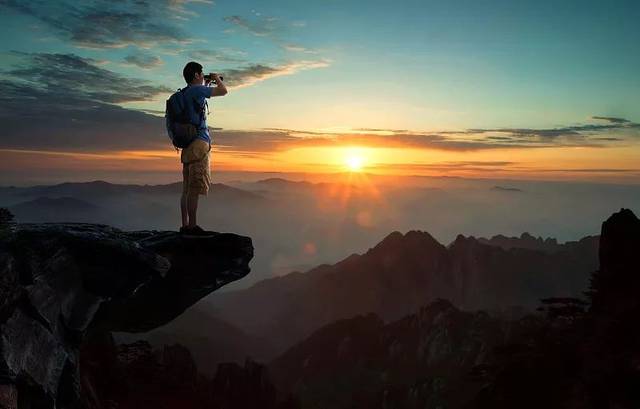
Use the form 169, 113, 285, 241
2, 132, 639, 185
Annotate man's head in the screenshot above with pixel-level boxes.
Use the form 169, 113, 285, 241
183, 61, 204, 85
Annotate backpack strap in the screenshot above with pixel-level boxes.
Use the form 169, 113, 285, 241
179, 86, 208, 131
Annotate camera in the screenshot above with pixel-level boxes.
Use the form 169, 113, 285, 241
204, 73, 223, 84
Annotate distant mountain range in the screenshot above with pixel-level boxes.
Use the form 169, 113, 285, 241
210, 228, 599, 353
492, 185, 523, 192
1, 180, 265, 201
477, 232, 563, 252
1, 181, 266, 225
10, 196, 99, 223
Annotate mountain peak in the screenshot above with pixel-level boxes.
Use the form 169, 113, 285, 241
473, 231, 561, 253
448, 234, 482, 250
372, 230, 442, 254
598, 208, 639, 269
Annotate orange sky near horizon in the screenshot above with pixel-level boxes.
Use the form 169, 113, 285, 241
1, 135, 639, 185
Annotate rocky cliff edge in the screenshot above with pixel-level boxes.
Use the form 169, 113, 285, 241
0, 222, 253, 408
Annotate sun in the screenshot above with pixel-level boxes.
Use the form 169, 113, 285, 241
345, 154, 364, 172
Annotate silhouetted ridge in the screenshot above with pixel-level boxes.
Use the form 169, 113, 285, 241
257, 177, 306, 186
448, 233, 477, 248
492, 186, 523, 192
370, 230, 444, 255
2, 180, 263, 199
14, 196, 97, 209
374, 230, 404, 247
212, 225, 599, 354
476, 232, 562, 253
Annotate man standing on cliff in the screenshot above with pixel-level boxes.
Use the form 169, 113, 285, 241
179, 61, 227, 235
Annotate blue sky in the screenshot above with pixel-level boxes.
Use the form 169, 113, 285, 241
0, 0, 639, 183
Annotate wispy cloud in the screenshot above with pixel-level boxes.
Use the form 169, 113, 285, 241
186, 48, 248, 64
223, 60, 331, 88
223, 15, 279, 37
368, 161, 519, 174
0, 52, 169, 151
167, 0, 214, 17
214, 119, 639, 154
353, 128, 410, 134
223, 12, 320, 54
281, 44, 318, 54
0, 52, 171, 105
467, 118, 639, 143
0, 0, 200, 49
591, 116, 631, 124
0, 52, 636, 159
212, 129, 511, 152
123, 54, 164, 69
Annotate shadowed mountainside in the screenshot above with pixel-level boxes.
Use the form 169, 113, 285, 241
209, 230, 598, 353
264, 208, 640, 409
115, 306, 277, 376
269, 299, 525, 408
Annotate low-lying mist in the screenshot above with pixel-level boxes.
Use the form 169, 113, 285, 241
1, 173, 638, 289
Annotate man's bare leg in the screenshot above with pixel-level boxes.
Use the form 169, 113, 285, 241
187, 191, 199, 228
181, 164, 189, 227
180, 192, 188, 227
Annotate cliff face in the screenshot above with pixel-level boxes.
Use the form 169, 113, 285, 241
0, 222, 253, 408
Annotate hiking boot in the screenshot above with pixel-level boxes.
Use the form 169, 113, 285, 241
181, 225, 211, 237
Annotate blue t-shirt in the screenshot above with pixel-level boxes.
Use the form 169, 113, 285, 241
183, 84, 211, 144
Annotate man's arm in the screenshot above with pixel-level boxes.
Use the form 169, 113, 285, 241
208, 73, 227, 97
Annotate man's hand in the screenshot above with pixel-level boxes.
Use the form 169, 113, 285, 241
209, 73, 228, 97
211, 73, 222, 83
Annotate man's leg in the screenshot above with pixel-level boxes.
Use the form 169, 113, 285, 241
180, 193, 188, 227
181, 163, 189, 227
187, 191, 199, 228
185, 158, 202, 228
189, 146, 210, 228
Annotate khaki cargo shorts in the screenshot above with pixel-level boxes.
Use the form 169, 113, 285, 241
181, 139, 211, 196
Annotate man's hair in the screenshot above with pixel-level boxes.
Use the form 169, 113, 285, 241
183, 61, 203, 84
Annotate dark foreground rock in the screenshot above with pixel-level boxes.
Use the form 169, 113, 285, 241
80, 332, 298, 409
0, 222, 253, 408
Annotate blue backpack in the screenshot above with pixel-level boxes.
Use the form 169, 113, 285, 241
165, 88, 208, 149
